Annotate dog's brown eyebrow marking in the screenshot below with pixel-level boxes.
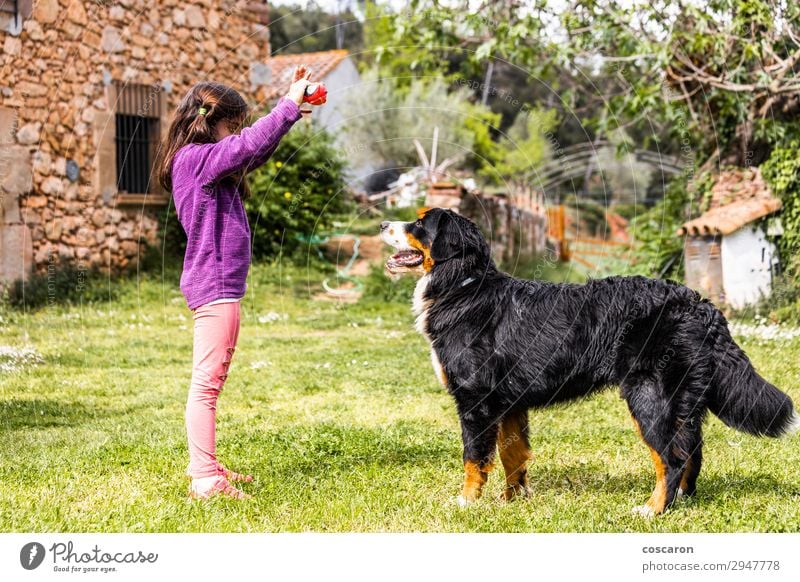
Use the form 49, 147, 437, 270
416, 207, 430, 219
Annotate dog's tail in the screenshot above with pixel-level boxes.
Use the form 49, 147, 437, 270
706, 309, 798, 437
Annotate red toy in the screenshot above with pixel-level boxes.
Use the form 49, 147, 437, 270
303, 83, 327, 105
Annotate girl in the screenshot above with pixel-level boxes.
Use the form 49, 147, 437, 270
157, 66, 318, 500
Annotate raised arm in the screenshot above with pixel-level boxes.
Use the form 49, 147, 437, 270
192, 97, 302, 186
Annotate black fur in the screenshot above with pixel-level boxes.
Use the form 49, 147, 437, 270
401, 208, 796, 511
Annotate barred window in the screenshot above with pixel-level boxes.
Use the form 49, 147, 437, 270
0, 0, 18, 15
0, 0, 20, 27
114, 82, 163, 198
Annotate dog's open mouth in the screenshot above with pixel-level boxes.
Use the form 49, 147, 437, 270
386, 249, 424, 272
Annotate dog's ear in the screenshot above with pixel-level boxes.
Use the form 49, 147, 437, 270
430, 211, 486, 262
431, 211, 492, 264
430, 211, 459, 262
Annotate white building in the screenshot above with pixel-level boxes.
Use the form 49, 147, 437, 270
678, 169, 782, 309
263, 49, 368, 181
264, 49, 360, 136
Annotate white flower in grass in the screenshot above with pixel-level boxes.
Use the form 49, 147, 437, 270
729, 322, 800, 342
250, 361, 272, 370
0, 345, 44, 373
257, 312, 287, 324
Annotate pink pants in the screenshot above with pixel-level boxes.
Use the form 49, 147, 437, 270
186, 302, 241, 479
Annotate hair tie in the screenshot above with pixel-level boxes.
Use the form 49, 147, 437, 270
197, 107, 208, 116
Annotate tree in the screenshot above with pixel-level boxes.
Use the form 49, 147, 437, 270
383, 1, 800, 165
269, 1, 363, 55
382, 0, 800, 280
361, 0, 555, 133
559, 0, 800, 167
340, 70, 502, 176
493, 108, 558, 193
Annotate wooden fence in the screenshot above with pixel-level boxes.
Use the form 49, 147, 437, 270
459, 191, 548, 266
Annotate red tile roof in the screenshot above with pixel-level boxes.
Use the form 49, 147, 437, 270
264, 49, 350, 100
678, 168, 782, 235
707, 167, 773, 210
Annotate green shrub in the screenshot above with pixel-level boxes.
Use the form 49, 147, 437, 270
138, 243, 182, 283
627, 175, 700, 279
246, 123, 352, 259
761, 141, 800, 278
6, 264, 118, 310
755, 140, 800, 320
135, 205, 185, 280
730, 273, 800, 324
765, 275, 800, 324
362, 263, 417, 304
611, 202, 645, 221
153, 203, 187, 259
491, 108, 558, 188
505, 249, 585, 283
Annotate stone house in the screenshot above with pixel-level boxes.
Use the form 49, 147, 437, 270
0, 0, 276, 286
678, 168, 783, 308
263, 49, 360, 134
262, 49, 370, 181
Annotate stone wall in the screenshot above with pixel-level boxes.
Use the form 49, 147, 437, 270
0, 0, 273, 282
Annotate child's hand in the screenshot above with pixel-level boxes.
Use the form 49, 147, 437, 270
286, 65, 313, 106
292, 65, 310, 83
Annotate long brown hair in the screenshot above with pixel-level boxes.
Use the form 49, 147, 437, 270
157, 82, 250, 197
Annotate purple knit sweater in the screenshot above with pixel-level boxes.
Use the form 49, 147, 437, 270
172, 97, 302, 309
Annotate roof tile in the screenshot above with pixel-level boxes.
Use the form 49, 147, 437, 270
264, 49, 349, 100
678, 168, 781, 235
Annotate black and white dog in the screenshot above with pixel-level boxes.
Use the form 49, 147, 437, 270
381, 207, 798, 515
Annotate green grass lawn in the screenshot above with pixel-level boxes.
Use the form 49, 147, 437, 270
1, 261, 800, 532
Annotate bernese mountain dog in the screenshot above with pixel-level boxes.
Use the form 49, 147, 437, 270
380, 207, 798, 516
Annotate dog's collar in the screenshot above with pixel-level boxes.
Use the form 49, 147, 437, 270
460, 276, 476, 288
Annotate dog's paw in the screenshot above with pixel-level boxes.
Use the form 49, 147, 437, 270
631, 504, 656, 518
456, 495, 478, 508
498, 484, 532, 502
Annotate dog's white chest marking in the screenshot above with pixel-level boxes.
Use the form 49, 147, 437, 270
412, 274, 431, 336
413, 275, 445, 385
431, 350, 446, 386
